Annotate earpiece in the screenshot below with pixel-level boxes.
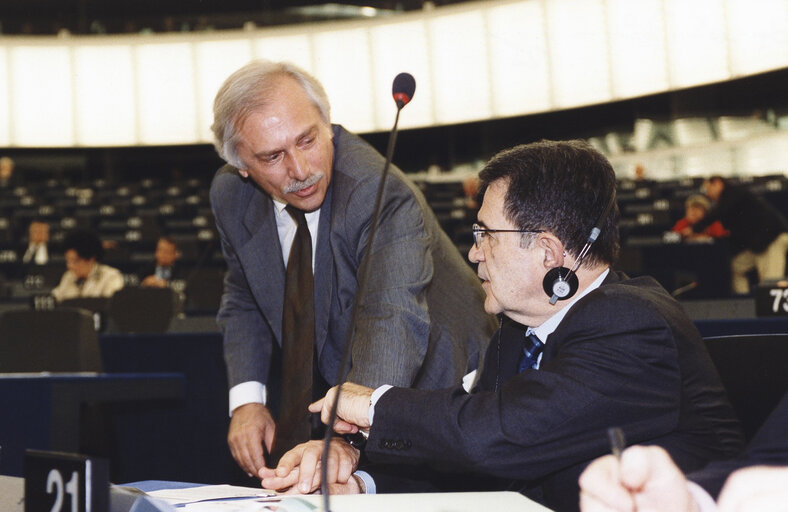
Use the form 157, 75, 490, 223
543, 267, 578, 302
544, 192, 617, 305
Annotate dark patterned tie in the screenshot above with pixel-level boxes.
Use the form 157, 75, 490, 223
271, 205, 315, 463
518, 333, 544, 373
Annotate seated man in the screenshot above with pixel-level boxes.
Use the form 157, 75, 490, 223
579, 391, 788, 511
138, 235, 185, 288
20, 220, 51, 266
52, 229, 124, 301
262, 140, 744, 512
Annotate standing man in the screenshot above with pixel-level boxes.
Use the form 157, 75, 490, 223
274, 140, 743, 512
684, 176, 788, 294
209, 60, 495, 476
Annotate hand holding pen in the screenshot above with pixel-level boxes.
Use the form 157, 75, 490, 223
579, 428, 700, 512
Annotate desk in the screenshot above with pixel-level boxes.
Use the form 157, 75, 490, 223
619, 238, 732, 299
0, 372, 184, 477
0, 476, 552, 512
130, 480, 552, 511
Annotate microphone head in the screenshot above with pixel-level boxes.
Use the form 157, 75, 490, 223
392, 72, 416, 108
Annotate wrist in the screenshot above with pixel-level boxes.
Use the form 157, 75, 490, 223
352, 474, 366, 494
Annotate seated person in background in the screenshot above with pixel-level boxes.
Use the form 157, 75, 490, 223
262, 140, 744, 512
579, 390, 788, 512
51, 229, 124, 302
138, 235, 184, 288
21, 220, 51, 266
0, 156, 18, 188
682, 176, 788, 295
671, 194, 729, 240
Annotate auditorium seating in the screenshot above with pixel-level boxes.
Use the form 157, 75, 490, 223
1, 158, 786, 306
704, 334, 788, 442
0, 307, 102, 372
108, 286, 177, 333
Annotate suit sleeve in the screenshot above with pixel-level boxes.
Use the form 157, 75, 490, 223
365, 293, 683, 480
212, 180, 275, 389
342, 176, 434, 388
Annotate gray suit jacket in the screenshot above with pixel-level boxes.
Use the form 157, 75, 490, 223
210, 125, 496, 404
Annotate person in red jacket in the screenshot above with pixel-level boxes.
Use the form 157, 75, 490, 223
672, 194, 729, 239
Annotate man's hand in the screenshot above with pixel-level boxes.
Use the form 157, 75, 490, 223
309, 383, 374, 432
227, 403, 275, 476
259, 438, 360, 494
579, 446, 698, 512
717, 466, 788, 512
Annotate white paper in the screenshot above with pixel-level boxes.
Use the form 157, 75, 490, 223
147, 484, 275, 505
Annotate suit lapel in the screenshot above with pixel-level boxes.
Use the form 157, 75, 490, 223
541, 270, 621, 366
239, 191, 286, 346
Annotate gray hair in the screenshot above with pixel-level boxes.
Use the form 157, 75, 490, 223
211, 60, 331, 169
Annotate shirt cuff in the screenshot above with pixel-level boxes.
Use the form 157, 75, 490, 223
369, 385, 393, 426
687, 481, 718, 512
228, 381, 267, 416
354, 471, 376, 494
462, 370, 478, 392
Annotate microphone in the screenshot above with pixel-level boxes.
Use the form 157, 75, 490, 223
392, 72, 416, 109
320, 73, 416, 510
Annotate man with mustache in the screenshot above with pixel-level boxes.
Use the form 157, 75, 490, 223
209, 60, 496, 478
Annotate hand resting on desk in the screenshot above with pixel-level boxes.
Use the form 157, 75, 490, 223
259, 439, 362, 494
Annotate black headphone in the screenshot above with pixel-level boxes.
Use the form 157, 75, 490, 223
542, 192, 616, 305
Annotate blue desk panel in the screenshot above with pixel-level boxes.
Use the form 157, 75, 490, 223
0, 373, 183, 477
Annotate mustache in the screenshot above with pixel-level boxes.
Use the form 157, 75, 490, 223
282, 173, 324, 194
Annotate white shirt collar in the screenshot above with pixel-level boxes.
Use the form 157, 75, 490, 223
273, 199, 321, 270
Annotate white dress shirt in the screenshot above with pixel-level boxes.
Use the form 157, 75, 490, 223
228, 200, 320, 415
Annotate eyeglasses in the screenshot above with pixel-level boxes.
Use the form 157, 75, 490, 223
472, 223, 544, 248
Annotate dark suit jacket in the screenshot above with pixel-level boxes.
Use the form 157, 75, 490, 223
689, 391, 788, 500
366, 272, 744, 512
210, 125, 496, 410
136, 263, 188, 284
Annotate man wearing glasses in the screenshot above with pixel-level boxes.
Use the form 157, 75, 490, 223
262, 140, 743, 512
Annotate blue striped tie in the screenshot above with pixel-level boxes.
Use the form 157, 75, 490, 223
518, 334, 544, 373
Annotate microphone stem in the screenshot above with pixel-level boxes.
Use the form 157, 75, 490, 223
321, 106, 404, 511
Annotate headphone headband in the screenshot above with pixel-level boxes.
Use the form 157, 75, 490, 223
545, 189, 616, 304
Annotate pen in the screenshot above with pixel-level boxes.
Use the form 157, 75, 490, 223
607, 427, 626, 460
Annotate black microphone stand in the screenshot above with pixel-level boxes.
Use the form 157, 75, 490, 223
320, 104, 406, 512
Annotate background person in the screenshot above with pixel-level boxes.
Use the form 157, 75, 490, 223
671, 194, 729, 240
209, 60, 496, 476
20, 220, 51, 266
138, 235, 184, 288
51, 229, 124, 302
683, 176, 788, 294
0, 156, 18, 188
